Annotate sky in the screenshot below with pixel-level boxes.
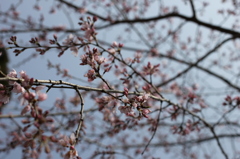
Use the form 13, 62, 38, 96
0, 0, 239, 158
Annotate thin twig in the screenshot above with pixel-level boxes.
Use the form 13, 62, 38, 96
189, 0, 196, 19
142, 101, 162, 155
74, 87, 85, 144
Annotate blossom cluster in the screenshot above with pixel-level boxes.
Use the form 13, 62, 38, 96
0, 70, 47, 114
96, 90, 151, 119
80, 47, 111, 82
119, 93, 151, 118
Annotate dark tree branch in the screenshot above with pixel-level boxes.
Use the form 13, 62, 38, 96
210, 127, 229, 159
189, 0, 196, 19
57, 0, 239, 37
97, 13, 240, 37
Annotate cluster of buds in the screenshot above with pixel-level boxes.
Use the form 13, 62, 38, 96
142, 62, 160, 75
223, 95, 240, 106
119, 91, 151, 118
172, 120, 200, 136
78, 16, 98, 41
29, 37, 41, 47
59, 133, 79, 159
8, 36, 17, 45
108, 41, 124, 54
80, 47, 113, 82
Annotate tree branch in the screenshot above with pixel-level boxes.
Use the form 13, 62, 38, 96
97, 13, 240, 37
0, 109, 98, 119
113, 133, 240, 149
157, 36, 235, 87
189, 0, 196, 19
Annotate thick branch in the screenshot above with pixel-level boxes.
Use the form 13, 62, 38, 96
0, 76, 211, 127
98, 13, 240, 37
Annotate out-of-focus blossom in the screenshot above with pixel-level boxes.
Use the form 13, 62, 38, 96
84, 69, 96, 82
21, 105, 31, 115
12, 82, 24, 94
37, 93, 47, 101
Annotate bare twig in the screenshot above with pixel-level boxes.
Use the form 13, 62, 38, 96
142, 101, 162, 155
74, 87, 85, 144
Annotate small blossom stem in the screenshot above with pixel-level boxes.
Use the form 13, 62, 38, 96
10, 116, 22, 130
97, 73, 113, 90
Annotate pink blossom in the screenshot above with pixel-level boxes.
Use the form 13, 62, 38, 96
59, 135, 69, 147
37, 93, 47, 101
64, 148, 78, 159
118, 106, 135, 117
142, 62, 160, 75
62, 69, 69, 77
84, 28, 95, 41
132, 102, 138, 108
63, 34, 74, 45
135, 93, 150, 103
81, 21, 91, 31
69, 133, 76, 145
70, 46, 78, 56
108, 48, 116, 54
59, 133, 76, 147
19, 71, 32, 86
35, 85, 45, 94
95, 96, 112, 109
142, 109, 151, 118
0, 94, 9, 104
23, 92, 36, 101
80, 54, 88, 65
20, 71, 33, 87
95, 56, 106, 65
7, 69, 17, 84
134, 52, 142, 63
112, 41, 118, 47
80, 21, 96, 41
21, 105, 31, 115
84, 69, 96, 82
12, 82, 24, 93
19, 70, 29, 80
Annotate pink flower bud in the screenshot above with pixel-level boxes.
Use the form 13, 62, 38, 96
93, 16, 98, 22
118, 43, 124, 47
